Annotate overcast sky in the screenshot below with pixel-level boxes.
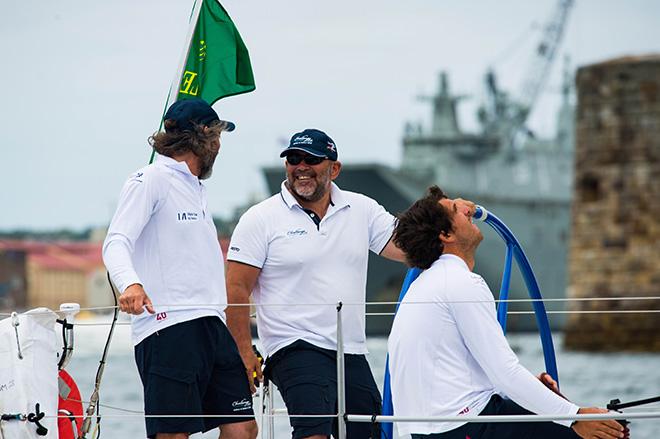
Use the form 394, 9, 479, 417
2, 0, 659, 230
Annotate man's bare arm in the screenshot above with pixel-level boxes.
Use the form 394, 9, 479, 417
379, 198, 477, 263
226, 261, 262, 394
380, 238, 408, 263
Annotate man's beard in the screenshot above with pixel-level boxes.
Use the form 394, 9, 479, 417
460, 227, 484, 254
198, 151, 218, 180
287, 165, 332, 202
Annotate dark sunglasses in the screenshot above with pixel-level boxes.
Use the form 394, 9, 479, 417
286, 154, 327, 166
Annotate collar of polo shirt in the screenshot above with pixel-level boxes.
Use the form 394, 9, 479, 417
155, 153, 199, 179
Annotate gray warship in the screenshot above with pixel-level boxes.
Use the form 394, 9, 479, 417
263, 0, 575, 332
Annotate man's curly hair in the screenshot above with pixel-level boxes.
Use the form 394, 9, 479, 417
393, 185, 454, 269
148, 120, 227, 158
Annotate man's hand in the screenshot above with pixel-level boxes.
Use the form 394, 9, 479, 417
239, 347, 263, 395
537, 372, 562, 396
572, 407, 625, 439
119, 283, 155, 315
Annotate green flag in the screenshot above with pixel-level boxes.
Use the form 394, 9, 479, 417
176, 0, 255, 104
151, 0, 255, 162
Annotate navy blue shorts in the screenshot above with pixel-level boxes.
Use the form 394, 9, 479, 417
410, 394, 580, 439
266, 340, 382, 439
134, 316, 254, 438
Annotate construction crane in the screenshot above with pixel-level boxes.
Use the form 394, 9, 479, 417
518, 0, 574, 127
481, 0, 574, 151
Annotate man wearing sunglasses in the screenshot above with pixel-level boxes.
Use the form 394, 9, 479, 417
226, 128, 406, 439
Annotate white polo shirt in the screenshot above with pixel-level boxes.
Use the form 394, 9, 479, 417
388, 254, 579, 436
227, 182, 396, 357
103, 154, 226, 345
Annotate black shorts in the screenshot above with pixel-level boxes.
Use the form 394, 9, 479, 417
410, 394, 580, 439
266, 340, 382, 439
134, 316, 254, 438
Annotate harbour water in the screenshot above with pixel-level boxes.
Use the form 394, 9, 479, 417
67, 319, 660, 438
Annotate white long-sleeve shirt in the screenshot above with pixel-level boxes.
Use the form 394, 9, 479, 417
103, 154, 226, 345
387, 254, 578, 436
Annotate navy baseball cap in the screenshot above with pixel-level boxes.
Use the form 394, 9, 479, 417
164, 98, 236, 133
279, 129, 338, 161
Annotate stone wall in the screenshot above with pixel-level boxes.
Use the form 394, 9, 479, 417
565, 55, 660, 351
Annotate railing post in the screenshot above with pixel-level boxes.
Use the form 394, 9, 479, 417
256, 378, 263, 438
267, 381, 275, 439
336, 301, 347, 439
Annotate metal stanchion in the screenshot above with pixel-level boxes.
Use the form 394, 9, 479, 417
266, 381, 275, 439
256, 382, 264, 438
336, 301, 346, 439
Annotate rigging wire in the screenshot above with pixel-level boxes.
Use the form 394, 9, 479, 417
80, 273, 119, 439
490, 21, 540, 67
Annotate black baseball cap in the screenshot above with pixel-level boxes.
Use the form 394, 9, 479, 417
163, 98, 236, 133
279, 129, 338, 161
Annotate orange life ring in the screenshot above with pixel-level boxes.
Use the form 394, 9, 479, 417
57, 369, 83, 439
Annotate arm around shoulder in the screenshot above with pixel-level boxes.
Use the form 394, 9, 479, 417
364, 196, 404, 262
379, 237, 408, 263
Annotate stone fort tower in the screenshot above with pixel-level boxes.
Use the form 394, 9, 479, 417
565, 55, 660, 351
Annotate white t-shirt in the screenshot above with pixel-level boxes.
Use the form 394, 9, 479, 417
388, 254, 579, 436
227, 182, 395, 357
103, 154, 226, 345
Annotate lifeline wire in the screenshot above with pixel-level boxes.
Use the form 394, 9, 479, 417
3, 295, 660, 317
31, 411, 660, 422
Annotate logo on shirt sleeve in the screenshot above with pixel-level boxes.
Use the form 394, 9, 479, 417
469, 273, 489, 288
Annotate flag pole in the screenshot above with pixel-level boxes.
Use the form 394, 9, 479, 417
150, 0, 204, 164
168, 0, 204, 109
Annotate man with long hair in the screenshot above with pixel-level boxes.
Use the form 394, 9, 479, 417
103, 99, 257, 439
387, 185, 625, 439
